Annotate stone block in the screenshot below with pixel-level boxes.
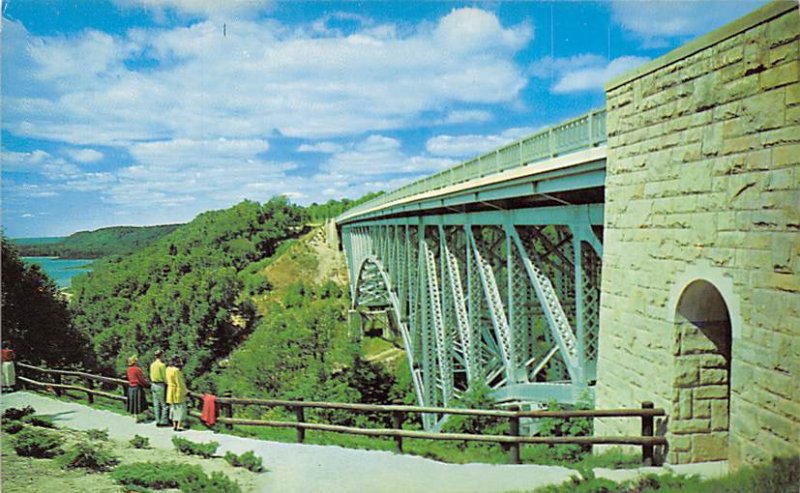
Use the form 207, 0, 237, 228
694, 385, 729, 400
760, 61, 799, 90
700, 369, 729, 386
768, 41, 798, 67
694, 398, 712, 419
787, 82, 800, 106
762, 167, 795, 191
766, 10, 800, 48
787, 105, 800, 125
674, 358, 699, 387
772, 144, 800, 168
761, 126, 800, 148
670, 434, 692, 452
770, 272, 800, 293
757, 409, 797, 443
722, 134, 760, 155
711, 400, 730, 431
692, 433, 729, 462
672, 418, 711, 434
742, 89, 786, 132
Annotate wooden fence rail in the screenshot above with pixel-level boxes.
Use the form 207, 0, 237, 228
15, 362, 667, 465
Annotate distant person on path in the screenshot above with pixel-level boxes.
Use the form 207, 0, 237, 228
1, 341, 16, 392
166, 355, 188, 432
126, 355, 150, 423
149, 349, 170, 427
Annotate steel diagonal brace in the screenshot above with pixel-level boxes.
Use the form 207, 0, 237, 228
465, 228, 516, 384
355, 255, 426, 424
440, 232, 477, 383
422, 243, 453, 406
508, 227, 580, 380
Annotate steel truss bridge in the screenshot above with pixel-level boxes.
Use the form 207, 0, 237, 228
337, 109, 608, 430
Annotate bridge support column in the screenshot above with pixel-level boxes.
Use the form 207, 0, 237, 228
347, 309, 362, 339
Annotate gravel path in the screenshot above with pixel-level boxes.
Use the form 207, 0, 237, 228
2, 392, 578, 493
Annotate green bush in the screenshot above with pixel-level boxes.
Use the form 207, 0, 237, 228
12, 427, 63, 458
3, 405, 36, 421
130, 434, 150, 449
172, 436, 219, 458
223, 450, 266, 472
85, 428, 109, 441
22, 415, 56, 428
180, 471, 241, 493
2, 420, 25, 434
57, 441, 119, 472
111, 462, 205, 489
111, 461, 240, 493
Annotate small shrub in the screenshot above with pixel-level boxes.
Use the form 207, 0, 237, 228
181, 471, 241, 493
58, 441, 119, 472
22, 415, 56, 428
130, 435, 150, 449
111, 462, 240, 493
223, 450, 265, 472
85, 428, 109, 441
111, 461, 205, 489
172, 436, 219, 458
2, 420, 25, 434
12, 427, 63, 458
3, 405, 36, 421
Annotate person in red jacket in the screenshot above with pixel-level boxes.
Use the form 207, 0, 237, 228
126, 355, 150, 423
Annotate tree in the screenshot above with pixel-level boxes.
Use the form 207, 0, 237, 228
1, 235, 90, 366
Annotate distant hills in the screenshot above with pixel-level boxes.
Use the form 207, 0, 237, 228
13, 224, 183, 259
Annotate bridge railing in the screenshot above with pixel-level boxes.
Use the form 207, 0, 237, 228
337, 108, 606, 223
15, 361, 664, 466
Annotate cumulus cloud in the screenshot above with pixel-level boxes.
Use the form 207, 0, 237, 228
3, 8, 531, 144
439, 110, 493, 125
426, 126, 537, 158
610, 0, 767, 47
297, 142, 344, 154
529, 54, 649, 93
322, 135, 457, 176
66, 148, 105, 163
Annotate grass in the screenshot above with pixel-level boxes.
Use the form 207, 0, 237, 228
529, 455, 800, 492
23, 387, 645, 468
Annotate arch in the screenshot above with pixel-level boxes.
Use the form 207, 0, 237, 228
669, 276, 733, 464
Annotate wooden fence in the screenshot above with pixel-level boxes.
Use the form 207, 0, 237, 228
15, 362, 667, 465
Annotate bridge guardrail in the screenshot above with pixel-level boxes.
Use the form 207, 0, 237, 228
337, 108, 606, 223
16, 361, 664, 465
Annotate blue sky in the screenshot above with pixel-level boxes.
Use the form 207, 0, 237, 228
1, 0, 766, 237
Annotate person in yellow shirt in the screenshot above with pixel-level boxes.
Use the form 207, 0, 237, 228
166, 355, 188, 431
149, 349, 169, 427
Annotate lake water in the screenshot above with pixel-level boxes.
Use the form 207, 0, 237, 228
22, 257, 93, 288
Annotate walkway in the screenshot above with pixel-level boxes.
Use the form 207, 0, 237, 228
2, 392, 728, 492
2, 392, 576, 493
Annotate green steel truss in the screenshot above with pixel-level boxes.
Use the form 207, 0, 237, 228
342, 204, 603, 430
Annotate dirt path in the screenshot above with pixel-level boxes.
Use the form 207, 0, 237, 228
307, 223, 348, 286
2, 392, 580, 493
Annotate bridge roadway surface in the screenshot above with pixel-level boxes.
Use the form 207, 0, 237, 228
2, 392, 729, 493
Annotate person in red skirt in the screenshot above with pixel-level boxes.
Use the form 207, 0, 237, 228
126, 355, 150, 423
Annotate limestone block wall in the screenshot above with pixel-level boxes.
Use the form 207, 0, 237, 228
595, 1, 799, 467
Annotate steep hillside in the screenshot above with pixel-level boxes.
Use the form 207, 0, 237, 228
70, 198, 305, 377
14, 224, 182, 259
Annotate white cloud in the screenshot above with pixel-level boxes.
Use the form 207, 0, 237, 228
297, 142, 344, 154
1, 150, 81, 179
3, 9, 531, 145
322, 135, 457, 176
611, 0, 768, 47
439, 110, 493, 125
529, 54, 649, 93
426, 126, 537, 158
66, 148, 105, 163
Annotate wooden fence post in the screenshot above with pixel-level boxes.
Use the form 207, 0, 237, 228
295, 403, 306, 444
641, 401, 654, 466
54, 373, 62, 397
85, 377, 94, 404
223, 390, 234, 430
392, 411, 404, 453
509, 405, 521, 465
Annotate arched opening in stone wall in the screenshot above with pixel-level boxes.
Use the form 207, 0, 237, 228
670, 279, 732, 463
